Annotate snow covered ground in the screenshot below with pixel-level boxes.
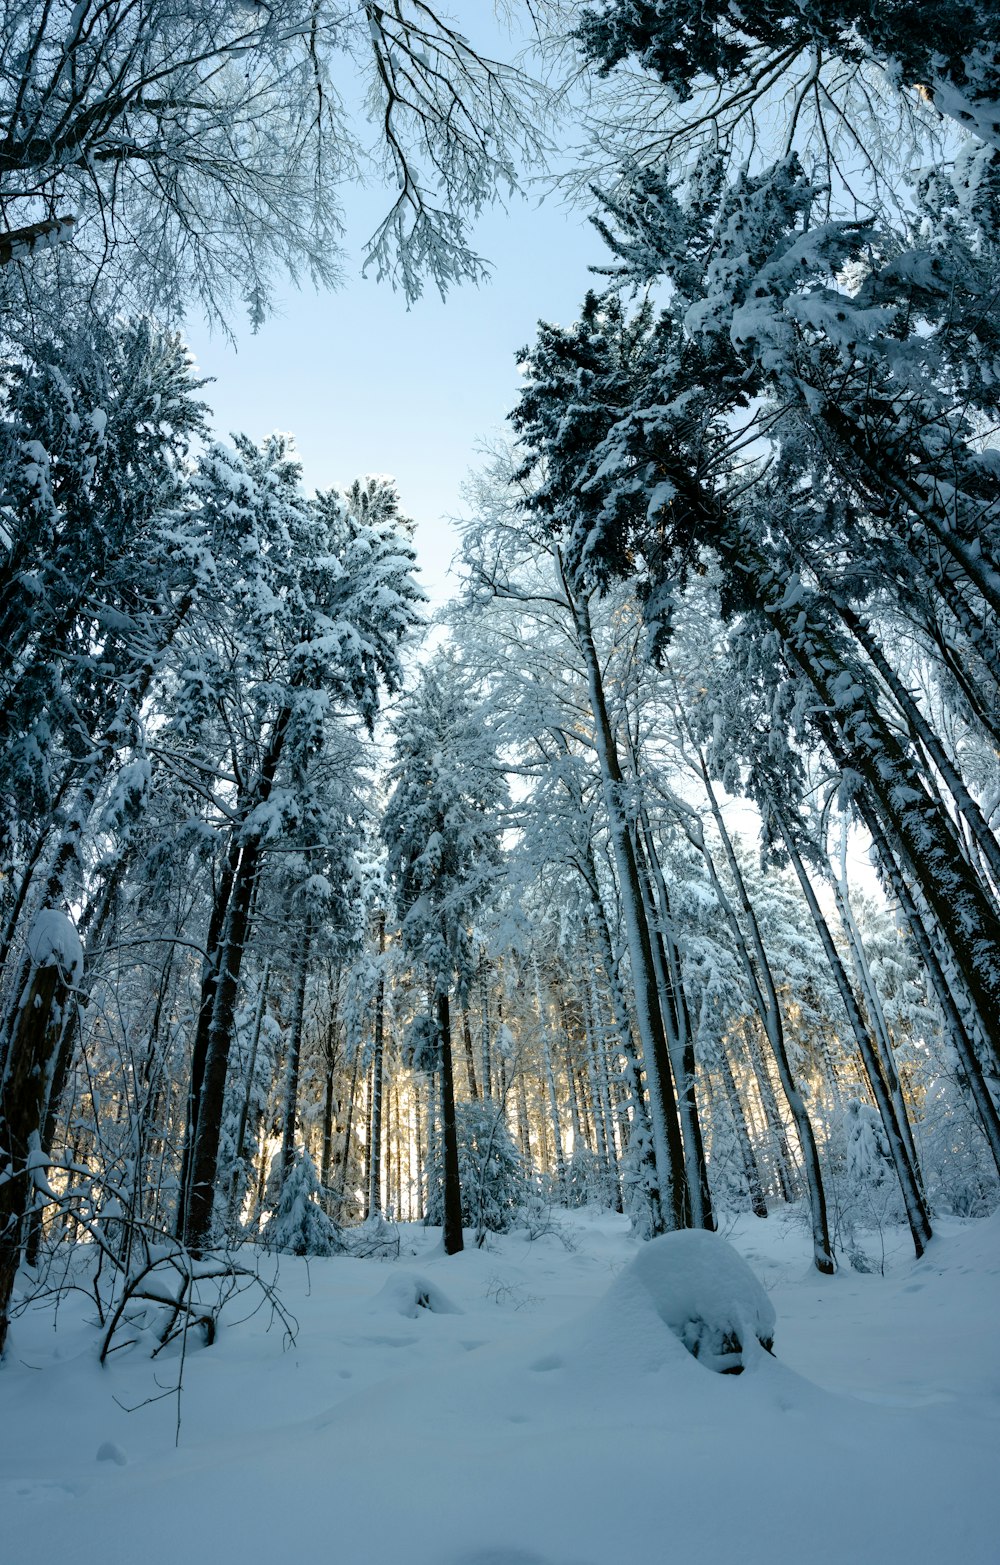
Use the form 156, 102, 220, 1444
2, 1208, 997, 1565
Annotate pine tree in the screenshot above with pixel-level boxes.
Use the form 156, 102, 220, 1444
382, 654, 508, 1255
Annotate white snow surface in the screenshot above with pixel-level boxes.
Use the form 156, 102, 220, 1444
2, 1209, 997, 1564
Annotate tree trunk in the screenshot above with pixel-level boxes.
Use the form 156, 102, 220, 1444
773, 810, 932, 1258
686, 784, 834, 1271
734, 528, 1000, 1068
461, 1009, 479, 1100
183, 839, 261, 1251
634, 803, 714, 1229
437, 990, 464, 1254
176, 835, 240, 1236
227, 961, 270, 1235
280, 919, 312, 1182
720, 1043, 768, 1218
182, 705, 291, 1252
566, 567, 688, 1230
0, 939, 75, 1356
368, 913, 386, 1219
533, 960, 566, 1188
743, 1021, 796, 1202
856, 795, 1000, 1172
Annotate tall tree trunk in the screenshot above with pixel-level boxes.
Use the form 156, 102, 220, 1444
856, 795, 1000, 1172
414, 1077, 425, 1221
461, 1009, 479, 1100
0, 927, 77, 1356
184, 837, 262, 1252
743, 1021, 796, 1202
319, 980, 341, 1193
565, 564, 688, 1230
773, 810, 932, 1258
633, 802, 714, 1229
437, 990, 463, 1254
176, 835, 241, 1236
182, 705, 291, 1252
479, 955, 492, 1100
684, 786, 834, 1271
227, 961, 270, 1235
533, 959, 566, 1188
727, 525, 1000, 1068
368, 913, 386, 1219
280, 919, 312, 1181
338, 1041, 363, 1219
829, 830, 924, 1188
719, 1042, 768, 1218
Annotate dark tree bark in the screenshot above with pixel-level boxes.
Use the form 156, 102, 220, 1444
462, 1009, 479, 1100
367, 913, 386, 1218
0, 945, 74, 1356
279, 917, 312, 1182
437, 989, 464, 1255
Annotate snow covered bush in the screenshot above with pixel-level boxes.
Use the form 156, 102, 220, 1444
562, 1145, 606, 1209
617, 1230, 776, 1374
825, 1099, 907, 1270
372, 1271, 462, 1318
426, 1100, 526, 1236
262, 1151, 343, 1257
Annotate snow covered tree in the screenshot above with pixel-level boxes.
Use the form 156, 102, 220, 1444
575, 0, 1000, 152
262, 1148, 342, 1258
509, 254, 1000, 1088
382, 653, 508, 1254
425, 1098, 525, 1237
0, 0, 551, 320
175, 450, 422, 1251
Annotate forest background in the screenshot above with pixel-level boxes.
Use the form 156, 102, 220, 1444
1, 0, 999, 1398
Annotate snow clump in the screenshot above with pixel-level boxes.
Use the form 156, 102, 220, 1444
373, 1271, 462, 1319
616, 1229, 775, 1373
25, 909, 83, 984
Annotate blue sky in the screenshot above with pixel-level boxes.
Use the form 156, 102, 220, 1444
184, 184, 601, 608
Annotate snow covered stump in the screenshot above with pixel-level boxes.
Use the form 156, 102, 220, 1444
617, 1230, 775, 1374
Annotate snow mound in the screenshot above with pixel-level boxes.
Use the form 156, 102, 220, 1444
25, 909, 83, 984
613, 1230, 776, 1373
373, 1271, 462, 1319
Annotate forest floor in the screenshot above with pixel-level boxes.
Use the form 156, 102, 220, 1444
1, 1205, 997, 1565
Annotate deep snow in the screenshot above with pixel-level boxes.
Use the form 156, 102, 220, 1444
1, 1208, 997, 1565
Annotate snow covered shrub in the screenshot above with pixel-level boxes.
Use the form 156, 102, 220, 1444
516, 1190, 565, 1242
824, 1099, 906, 1270
619, 1121, 664, 1239
263, 1150, 343, 1257
620, 1230, 775, 1374
372, 1271, 462, 1318
917, 1078, 999, 1219
562, 1145, 605, 1209
426, 1100, 526, 1234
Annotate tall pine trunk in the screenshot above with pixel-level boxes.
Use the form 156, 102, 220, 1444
437, 989, 463, 1254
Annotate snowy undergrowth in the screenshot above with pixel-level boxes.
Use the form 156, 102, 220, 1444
1, 1209, 997, 1565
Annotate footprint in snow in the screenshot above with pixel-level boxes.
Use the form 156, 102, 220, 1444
528, 1353, 563, 1372
0, 1478, 78, 1501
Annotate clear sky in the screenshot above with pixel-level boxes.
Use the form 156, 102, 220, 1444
184, 181, 601, 608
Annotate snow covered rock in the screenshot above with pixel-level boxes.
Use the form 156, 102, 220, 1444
614, 1230, 776, 1374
